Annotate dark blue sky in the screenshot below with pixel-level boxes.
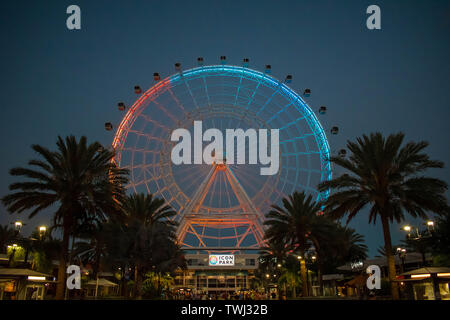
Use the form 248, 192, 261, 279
1, 0, 449, 257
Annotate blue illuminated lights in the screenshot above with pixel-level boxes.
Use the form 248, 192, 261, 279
168, 65, 332, 202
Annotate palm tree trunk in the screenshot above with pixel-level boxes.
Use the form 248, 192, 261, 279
133, 265, 138, 298
55, 223, 70, 300
158, 273, 161, 297
380, 215, 400, 300
317, 257, 324, 296
299, 254, 308, 297
134, 265, 143, 299
292, 279, 296, 298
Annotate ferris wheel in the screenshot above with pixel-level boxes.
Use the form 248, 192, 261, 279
107, 58, 333, 249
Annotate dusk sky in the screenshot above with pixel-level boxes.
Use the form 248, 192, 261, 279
1, 0, 449, 257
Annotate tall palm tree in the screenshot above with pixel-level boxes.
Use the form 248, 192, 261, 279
123, 193, 177, 228
328, 225, 368, 264
264, 191, 324, 297
259, 239, 290, 267
122, 193, 178, 299
1, 136, 128, 299
318, 132, 449, 300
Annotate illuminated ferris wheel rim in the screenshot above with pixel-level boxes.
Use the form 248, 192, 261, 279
111, 64, 332, 201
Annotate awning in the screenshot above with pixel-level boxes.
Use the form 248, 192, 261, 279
0, 268, 52, 278
86, 278, 118, 287
394, 267, 450, 282
399, 267, 450, 276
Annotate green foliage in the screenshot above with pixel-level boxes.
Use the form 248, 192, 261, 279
6, 245, 25, 267
0, 225, 17, 254
318, 132, 449, 225
264, 191, 324, 252
1, 135, 129, 299
431, 213, 450, 256
318, 132, 449, 298
432, 254, 450, 267
142, 272, 174, 299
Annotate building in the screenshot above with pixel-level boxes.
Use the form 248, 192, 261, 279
0, 268, 55, 300
396, 267, 450, 300
173, 252, 259, 296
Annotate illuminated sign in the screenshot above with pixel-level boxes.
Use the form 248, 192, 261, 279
209, 255, 234, 266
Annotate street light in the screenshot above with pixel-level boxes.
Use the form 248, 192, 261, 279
403, 221, 434, 239
402, 225, 420, 238
39, 226, 47, 239
13, 221, 23, 232
426, 221, 435, 232
277, 263, 282, 268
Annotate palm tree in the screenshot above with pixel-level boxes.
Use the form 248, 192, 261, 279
278, 268, 301, 298
1, 136, 129, 299
259, 239, 289, 267
122, 193, 178, 299
259, 239, 291, 299
334, 225, 368, 264
318, 132, 449, 300
264, 191, 324, 297
72, 221, 119, 278
123, 193, 177, 228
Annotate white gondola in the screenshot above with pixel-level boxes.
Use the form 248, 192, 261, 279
285, 75, 292, 83
243, 58, 249, 68
153, 73, 161, 81
134, 86, 142, 94
197, 57, 204, 66
331, 126, 339, 135
220, 56, 227, 65
175, 63, 181, 72
265, 65, 271, 74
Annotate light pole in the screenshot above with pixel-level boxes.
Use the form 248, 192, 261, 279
23, 226, 48, 267
402, 220, 434, 240
401, 220, 434, 266
396, 248, 407, 273
39, 226, 47, 240
7, 244, 19, 267
14, 221, 23, 232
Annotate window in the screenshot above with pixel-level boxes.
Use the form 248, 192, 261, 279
245, 259, 255, 266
